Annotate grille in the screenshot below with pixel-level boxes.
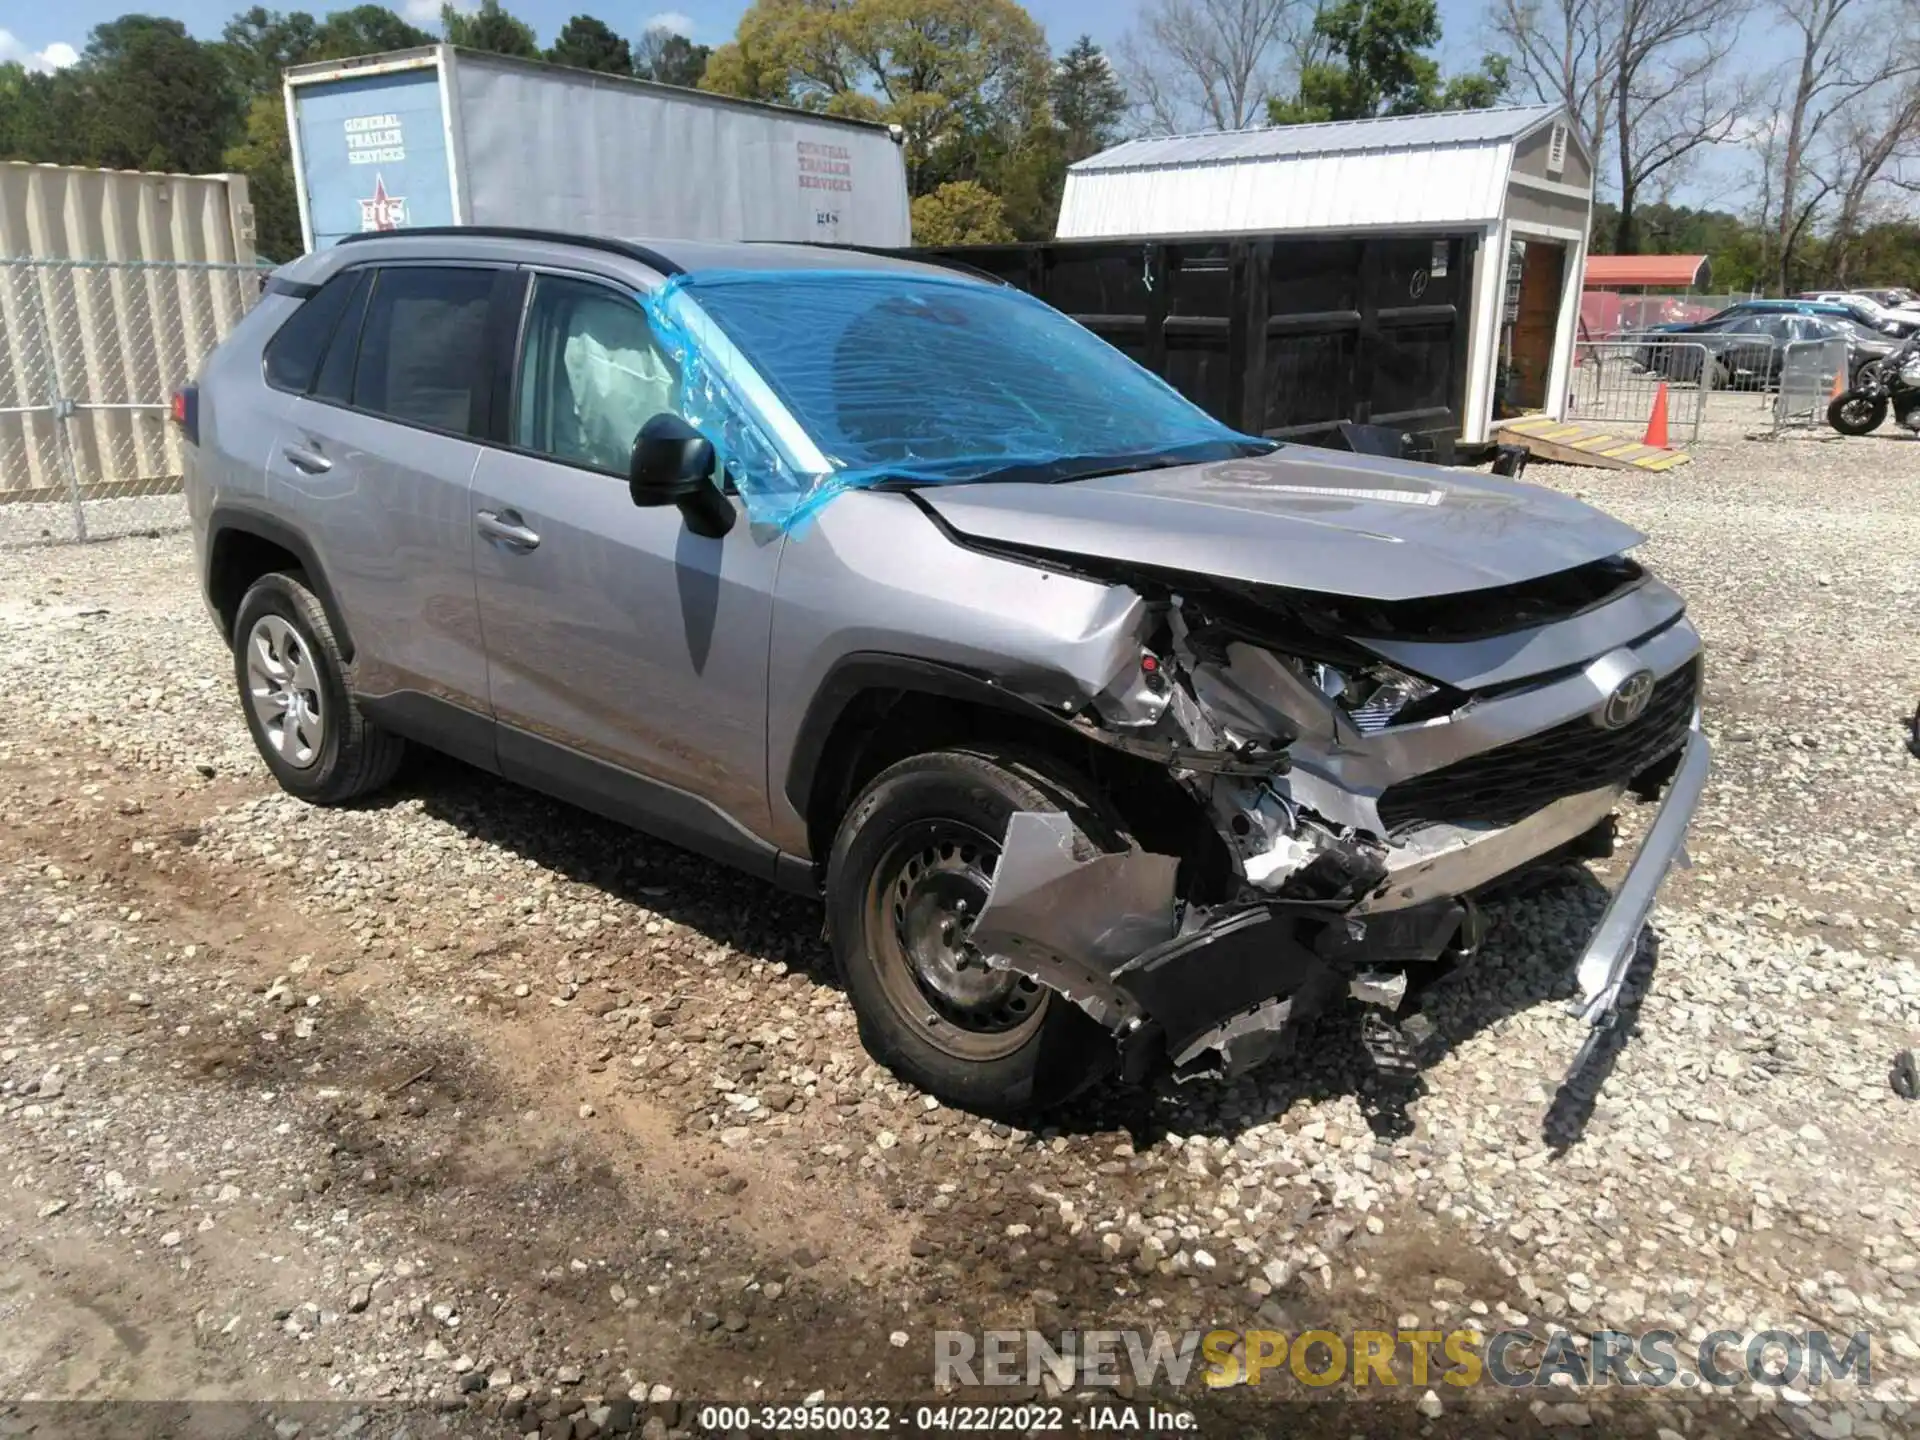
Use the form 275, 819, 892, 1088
1377, 661, 1699, 831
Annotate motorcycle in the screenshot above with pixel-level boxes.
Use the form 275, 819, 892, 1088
1828, 335, 1920, 435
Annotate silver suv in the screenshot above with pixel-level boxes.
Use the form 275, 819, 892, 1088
184, 228, 1708, 1113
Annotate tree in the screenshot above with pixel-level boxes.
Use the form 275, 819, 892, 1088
1761, 0, 1920, 291
311, 5, 434, 57
443, 0, 539, 58
976, 122, 1066, 236
547, 14, 631, 73
1116, 0, 1314, 134
911, 178, 1015, 242
970, 38, 1126, 238
1051, 35, 1127, 160
701, 0, 1052, 195
1439, 56, 1511, 111
225, 91, 302, 258
633, 26, 711, 87
1606, 0, 1754, 253
1267, 0, 1507, 122
1821, 76, 1920, 282
1490, 0, 1754, 253
221, 6, 320, 96
0, 63, 88, 163
79, 16, 245, 173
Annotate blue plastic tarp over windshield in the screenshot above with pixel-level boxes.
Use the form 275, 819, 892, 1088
639, 268, 1270, 533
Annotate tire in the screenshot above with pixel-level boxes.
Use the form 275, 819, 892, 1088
231, 570, 404, 804
1828, 393, 1888, 435
1703, 357, 1728, 391
825, 748, 1123, 1114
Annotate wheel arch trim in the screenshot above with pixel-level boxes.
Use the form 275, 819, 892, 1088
207, 504, 356, 661
784, 652, 1081, 839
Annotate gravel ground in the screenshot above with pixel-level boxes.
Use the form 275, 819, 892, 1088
0, 429, 1916, 1438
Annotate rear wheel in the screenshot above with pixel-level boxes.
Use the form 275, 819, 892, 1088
1828, 393, 1889, 435
232, 571, 404, 804
825, 748, 1122, 1114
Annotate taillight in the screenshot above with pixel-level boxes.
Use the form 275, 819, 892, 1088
171, 385, 199, 446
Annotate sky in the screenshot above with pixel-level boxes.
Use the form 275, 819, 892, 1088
0, 0, 1788, 209
0, 0, 1531, 80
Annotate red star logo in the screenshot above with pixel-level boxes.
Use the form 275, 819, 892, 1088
358, 174, 407, 232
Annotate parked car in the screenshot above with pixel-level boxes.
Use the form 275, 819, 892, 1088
179, 228, 1708, 1113
1796, 292, 1920, 337
1705, 297, 1904, 332
1803, 287, 1916, 312
1635, 312, 1897, 388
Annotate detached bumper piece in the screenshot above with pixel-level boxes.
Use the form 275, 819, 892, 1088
968, 815, 1477, 1081
971, 726, 1709, 1095
1562, 726, 1712, 1081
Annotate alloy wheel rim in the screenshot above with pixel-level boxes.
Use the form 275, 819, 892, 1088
245, 614, 325, 770
866, 819, 1046, 1062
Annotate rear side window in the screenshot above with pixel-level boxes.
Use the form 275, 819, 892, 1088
351, 267, 496, 434
263, 273, 360, 393
311, 270, 373, 405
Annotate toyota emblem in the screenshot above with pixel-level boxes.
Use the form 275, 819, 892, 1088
1598, 669, 1656, 729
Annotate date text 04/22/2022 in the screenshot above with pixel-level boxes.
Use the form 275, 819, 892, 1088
689, 1404, 1197, 1432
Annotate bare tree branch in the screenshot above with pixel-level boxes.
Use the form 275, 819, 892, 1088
1490, 0, 1756, 252
1824, 74, 1920, 279
1116, 0, 1317, 133
1766, 0, 1920, 288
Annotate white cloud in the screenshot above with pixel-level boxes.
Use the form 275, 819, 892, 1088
0, 30, 79, 73
643, 11, 695, 37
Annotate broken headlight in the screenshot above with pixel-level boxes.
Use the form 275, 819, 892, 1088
1310, 661, 1441, 734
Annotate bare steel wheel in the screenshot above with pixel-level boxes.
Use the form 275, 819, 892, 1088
826, 747, 1123, 1114
245, 614, 326, 770
866, 819, 1047, 1063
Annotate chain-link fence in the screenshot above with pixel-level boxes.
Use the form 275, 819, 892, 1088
1578, 291, 1765, 341
1, 257, 271, 546
1569, 338, 1712, 445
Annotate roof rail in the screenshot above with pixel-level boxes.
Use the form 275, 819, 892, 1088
333, 226, 684, 275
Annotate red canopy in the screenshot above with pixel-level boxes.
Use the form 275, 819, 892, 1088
1583, 254, 1712, 289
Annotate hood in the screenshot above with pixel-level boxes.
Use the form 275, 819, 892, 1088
917, 448, 1646, 602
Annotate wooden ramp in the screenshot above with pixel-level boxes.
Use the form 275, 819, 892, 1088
1495, 416, 1692, 471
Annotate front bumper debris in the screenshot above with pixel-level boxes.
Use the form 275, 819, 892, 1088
968, 722, 1710, 1100
1562, 724, 1711, 1079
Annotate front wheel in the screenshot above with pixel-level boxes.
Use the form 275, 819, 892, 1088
825, 748, 1122, 1114
1828, 393, 1889, 435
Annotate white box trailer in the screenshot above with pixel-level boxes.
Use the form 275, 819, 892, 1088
284, 46, 912, 253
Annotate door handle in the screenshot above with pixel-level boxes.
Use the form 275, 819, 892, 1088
283, 443, 331, 474
477, 509, 541, 551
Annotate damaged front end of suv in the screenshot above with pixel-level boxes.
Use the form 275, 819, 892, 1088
899, 458, 1711, 1095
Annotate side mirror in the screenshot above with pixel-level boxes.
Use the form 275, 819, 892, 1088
629, 412, 734, 538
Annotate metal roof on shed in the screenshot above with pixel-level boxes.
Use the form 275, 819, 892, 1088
1057, 105, 1579, 239
1070, 105, 1564, 173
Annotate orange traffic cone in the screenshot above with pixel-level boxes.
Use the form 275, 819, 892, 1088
1830, 363, 1848, 400
1642, 381, 1670, 449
